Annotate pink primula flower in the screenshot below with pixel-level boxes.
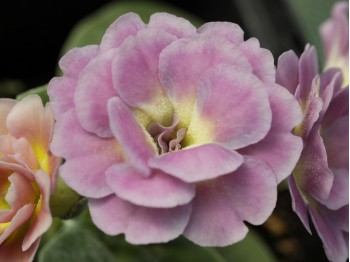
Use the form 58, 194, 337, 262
320, 2, 349, 87
49, 13, 302, 246
277, 45, 349, 262
0, 95, 59, 261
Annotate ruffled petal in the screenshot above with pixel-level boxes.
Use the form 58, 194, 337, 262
112, 28, 175, 122
51, 110, 119, 198
241, 132, 302, 183
75, 49, 118, 137
59, 45, 99, 77
184, 179, 250, 246
159, 34, 252, 107
48, 45, 99, 118
198, 22, 244, 45
240, 84, 303, 182
106, 163, 195, 208
239, 37, 275, 84
193, 64, 271, 149
6, 95, 53, 151
148, 144, 243, 183
149, 13, 196, 38
89, 195, 191, 244
100, 13, 145, 51
108, 97, 156, 174
217, 157, 277, 225
276, 50, 299, 94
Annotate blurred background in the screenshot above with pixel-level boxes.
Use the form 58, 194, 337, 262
0, 0, 345, 261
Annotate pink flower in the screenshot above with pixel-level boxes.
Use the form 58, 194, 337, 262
49, 13, 302, 246
277, 45, 349, 262
0, 95, 59, 261
320, 2, 349, 87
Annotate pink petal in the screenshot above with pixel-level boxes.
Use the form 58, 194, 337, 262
195, 64, 271, 149
322, 88, 348, 128
0, 236, 40, 262
298, 45, 319, 102
159, 34, 252, 103
322, 116, 348, 170
75, 49, 118, 137
0, 99, 16, 135
310, 205, 348, 262
298, 126, 334, 202
288, 175, 311, 233
240, 84, 303, 182
0, 204, 34, 245
58, 45, 99, 77
108, 97, 156, 175
1, 173, 35, 223
148, 143, 243, 183
184, 178, 252, 246
22, 170, 52, 251
239, 37, 275, 84
320, 2, 349, 60
48, 45, 99, 118
240, 132, 302, 183
89, 195, 191, 244
11, 138, 39, 172
198, 22, 244, 45
318, 69, 342, 120
51, 110, 119, 198
219, 156, 277, 224
149, 13, 196, 38
276, 50, 299, 95
6, 95, 53, 151
112, 28, 175, 121
106, 164, 195, 208
100, 13, 145, 51
320, 168, 349, 210
48, 76, 78, 120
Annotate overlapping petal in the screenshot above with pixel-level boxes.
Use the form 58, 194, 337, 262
50, 12, 302, 248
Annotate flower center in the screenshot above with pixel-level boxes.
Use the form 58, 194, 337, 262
147, 115, 187, 155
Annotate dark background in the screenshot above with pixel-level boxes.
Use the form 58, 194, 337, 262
0, 1, 336, 261
0, 0, 304, 94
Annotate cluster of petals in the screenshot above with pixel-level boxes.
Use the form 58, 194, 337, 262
49, 12, 302, 246
277, 45, 349, 262
0, 95, 59, 261
320, 2, 349, 87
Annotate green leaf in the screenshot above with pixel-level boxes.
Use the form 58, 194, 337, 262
58, 0, 203, 70
16, 84, 49, 104
38, 220, 115, 262
285, 0, 339, 64
38, 210, 277, 262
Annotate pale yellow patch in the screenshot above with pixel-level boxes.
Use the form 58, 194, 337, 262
172, 96, 196, 129
182, 106, 214, 147
132, 108, 152, 128
0, 222, 10, 234
32, 144, 50, 174
142, 93, 174, 126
